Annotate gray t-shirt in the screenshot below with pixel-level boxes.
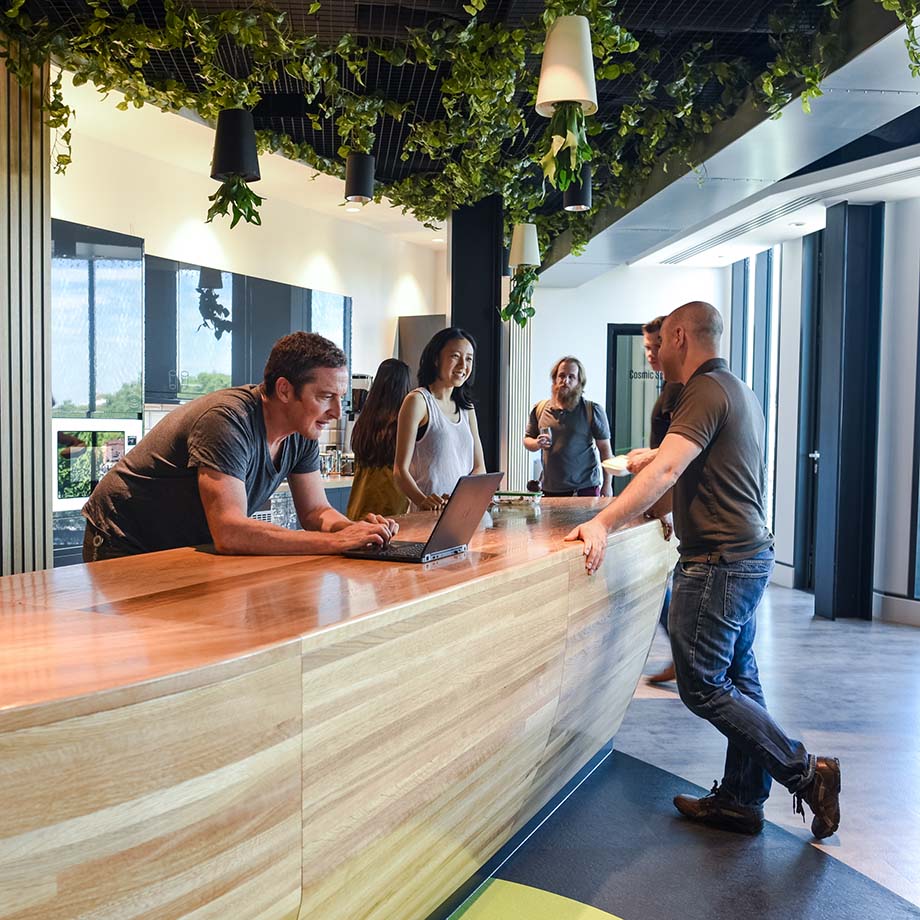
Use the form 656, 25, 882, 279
666, 358, 773, 562
82, 385, 319, 555
526, 397, 610, 492
650, 381, 683, 449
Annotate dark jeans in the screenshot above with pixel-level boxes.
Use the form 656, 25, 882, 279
669, 548, 814, 808
542, 485, 601, 497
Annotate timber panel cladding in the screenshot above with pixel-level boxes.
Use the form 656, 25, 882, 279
0, 40, 51, 575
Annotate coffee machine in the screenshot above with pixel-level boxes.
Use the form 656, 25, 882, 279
344, 373, 373, 454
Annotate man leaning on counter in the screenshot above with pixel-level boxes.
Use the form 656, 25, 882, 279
81, 331, 398, 561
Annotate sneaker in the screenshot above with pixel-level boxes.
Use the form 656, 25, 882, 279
793, 756, 841, 839
674, 782, 765, 835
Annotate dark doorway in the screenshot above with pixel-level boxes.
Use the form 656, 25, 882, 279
606, 324, 661, 495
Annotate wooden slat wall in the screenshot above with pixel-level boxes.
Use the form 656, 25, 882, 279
505, 318, 531, 490
0, 41, 51, 576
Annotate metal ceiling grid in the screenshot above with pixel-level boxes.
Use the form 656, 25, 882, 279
29, 0, 842, 190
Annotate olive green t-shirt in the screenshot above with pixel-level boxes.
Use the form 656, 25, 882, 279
666, 358, 773, 562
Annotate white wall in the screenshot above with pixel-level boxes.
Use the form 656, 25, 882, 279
529, 265, 731, 406
52, 122, 443, 378
771, 239, 803, 587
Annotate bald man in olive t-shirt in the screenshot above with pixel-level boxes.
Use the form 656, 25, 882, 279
564, 301, 841, 842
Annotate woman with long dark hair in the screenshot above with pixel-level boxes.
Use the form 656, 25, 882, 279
393, 326, 486, 511
346, 359, 412, 520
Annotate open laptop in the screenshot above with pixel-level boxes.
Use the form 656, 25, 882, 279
344, 472, 504, 563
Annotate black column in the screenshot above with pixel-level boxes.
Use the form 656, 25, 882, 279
449, 196, 504, 472
729, 258, 748, 377
814, 202, 884, 620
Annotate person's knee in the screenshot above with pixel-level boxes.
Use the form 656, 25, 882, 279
677, 676, 725, 716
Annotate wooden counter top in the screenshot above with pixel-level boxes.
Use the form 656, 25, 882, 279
1, 499, 638, 716
0, 500, 675, 920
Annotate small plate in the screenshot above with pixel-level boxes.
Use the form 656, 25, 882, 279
602, 455, 631, 477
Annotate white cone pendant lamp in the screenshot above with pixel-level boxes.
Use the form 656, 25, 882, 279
509, 223, 540, 267
536, 15, 598, 117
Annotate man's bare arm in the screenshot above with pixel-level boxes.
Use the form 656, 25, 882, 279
564, 432, 701, 572
197, 468, 392, 555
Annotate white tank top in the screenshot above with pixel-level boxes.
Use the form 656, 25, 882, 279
408, 387, 475, 510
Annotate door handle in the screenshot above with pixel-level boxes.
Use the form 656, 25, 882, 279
807, 450, 819, 474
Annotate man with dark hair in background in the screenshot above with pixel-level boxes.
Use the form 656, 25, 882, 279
524, 356, 614, 497
565, 302, 841, 841
82, 331, 397, 560
629, 315, 684, 684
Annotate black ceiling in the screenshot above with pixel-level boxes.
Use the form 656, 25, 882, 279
35, 1, 844, 193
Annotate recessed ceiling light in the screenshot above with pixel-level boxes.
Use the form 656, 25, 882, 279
432, 237, 444, 243
789, 221, 806, 227
345, 205, 362, 213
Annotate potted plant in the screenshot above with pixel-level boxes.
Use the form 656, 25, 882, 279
207, 109, 264, 227
535, 15, 597, 193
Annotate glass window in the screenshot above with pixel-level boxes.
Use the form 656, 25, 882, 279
93, 259, 144, 417
51, 257, 90, 416
50, 220, 144, 420
177, 266, 233, 399
311, 289, 349, 349
50, 255, 144, 418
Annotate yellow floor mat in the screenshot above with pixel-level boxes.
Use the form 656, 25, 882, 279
452, 879, 624, 920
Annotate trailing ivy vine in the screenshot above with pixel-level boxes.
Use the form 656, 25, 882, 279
504, 266, 540, 326
2, 0, 905, 325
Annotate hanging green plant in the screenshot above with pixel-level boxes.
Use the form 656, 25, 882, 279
206, 175, 265, 228
879, 0, 920, 76
0, 0, 854, 251
502, 266, 540, 327
538, 101, 592, 191
196, 287, 233, 339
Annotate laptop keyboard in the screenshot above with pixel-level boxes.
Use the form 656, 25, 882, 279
379, 541, 425, 558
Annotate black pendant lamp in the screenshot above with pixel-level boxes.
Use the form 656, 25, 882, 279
211, 109, 260, 183
563, 162, 592, 212
345, 153, 375, 203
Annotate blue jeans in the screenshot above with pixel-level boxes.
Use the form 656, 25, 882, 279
669, 548, 814, 808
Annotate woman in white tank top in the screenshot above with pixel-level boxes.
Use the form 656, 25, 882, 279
394, 327, 486, 511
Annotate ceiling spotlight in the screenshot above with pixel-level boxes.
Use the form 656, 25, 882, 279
789, 221, 806, 227
345, 205, 362, 213
432, 237, 444, 243
563, 163, 592, 212
344, 152, 375, 203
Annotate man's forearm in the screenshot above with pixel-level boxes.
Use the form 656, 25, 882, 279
595, 462, 679, 533
523, 436, 541, 452
300, 503, 351, 532
212, 517, 343, 555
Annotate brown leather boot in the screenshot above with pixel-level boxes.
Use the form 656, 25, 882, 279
794, 757, 841, 839
674, 782, 764, 835
647, 663, 676, 684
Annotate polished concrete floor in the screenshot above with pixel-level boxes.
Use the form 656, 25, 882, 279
616, 583, 920, 908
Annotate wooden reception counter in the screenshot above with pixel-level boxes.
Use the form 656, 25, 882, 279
0, 499, 674, 920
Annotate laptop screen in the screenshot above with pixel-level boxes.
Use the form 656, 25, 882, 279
424, 473, 504, 555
